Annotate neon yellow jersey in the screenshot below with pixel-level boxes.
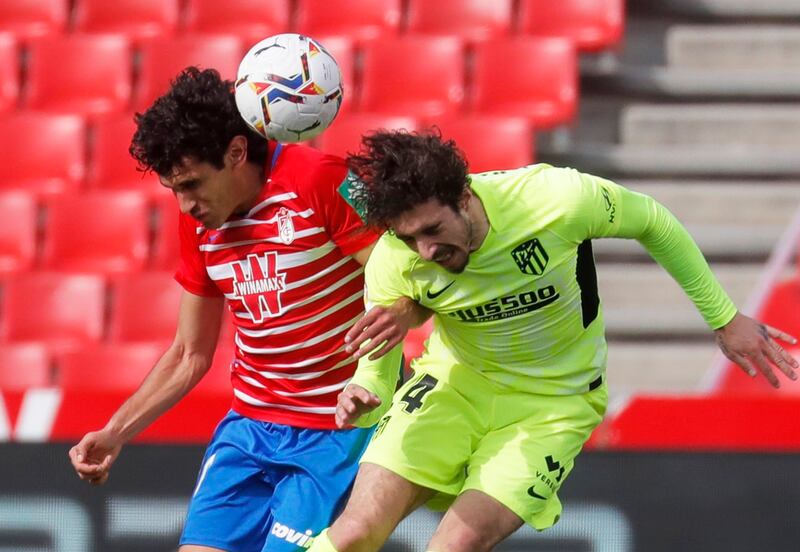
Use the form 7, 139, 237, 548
351, 164, 737, 418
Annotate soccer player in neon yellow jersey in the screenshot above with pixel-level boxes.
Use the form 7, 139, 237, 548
309, 130, 799, 552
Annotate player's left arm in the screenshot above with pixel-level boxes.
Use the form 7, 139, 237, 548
566, 169, 798, 387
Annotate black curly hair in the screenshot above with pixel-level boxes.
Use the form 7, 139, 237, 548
347, 129, 469, 229
130, 67, 267, 177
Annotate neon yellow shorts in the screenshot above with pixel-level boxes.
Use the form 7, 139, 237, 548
360, 363, 607, 530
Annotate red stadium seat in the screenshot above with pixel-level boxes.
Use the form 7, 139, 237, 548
0, 343, 51, 390
0, 192, 37, 275
42, 191, 150, 275
152, 193, 181, 270
360, 37, 465, 118
0, 273, 106, 355
519, 0, 625, 52
134, 34, 244, 111
406, 0, 513, 42
316, 113, 419, 159
25, 34, 132, 118
0, 0, 67, 42
472, 37, 577, 129
110, 271, 182, 344
313, 36, 356, 105
73, 0, 179, 44
424, 115, 535, 173
0, 34, 19, 113
57, 343, 163, 392
87, 114, 163, 195
184, 0, 290, 48
0, 112, 86, 196
295, 0, 401, 42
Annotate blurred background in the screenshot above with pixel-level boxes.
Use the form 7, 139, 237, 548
0, 0, 798, 550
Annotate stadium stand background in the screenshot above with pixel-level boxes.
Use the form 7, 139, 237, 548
0, 1, 799, 550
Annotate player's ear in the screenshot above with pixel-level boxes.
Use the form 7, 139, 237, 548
459, 188, 473, 210
227, 135, 248, 167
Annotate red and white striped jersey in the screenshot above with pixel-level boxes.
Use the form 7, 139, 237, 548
175, 143, 378, 429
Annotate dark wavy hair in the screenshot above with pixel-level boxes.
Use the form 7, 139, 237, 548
347, 129, 469, 229
130, 67, 267, 176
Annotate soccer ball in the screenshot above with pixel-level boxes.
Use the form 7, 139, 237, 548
235, 33, 344, 143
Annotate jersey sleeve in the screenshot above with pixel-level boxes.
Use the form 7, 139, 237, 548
348, 237, 416, 426
301, 153, 379, 256
545, 167, 737, 330
174, 212, 222, 297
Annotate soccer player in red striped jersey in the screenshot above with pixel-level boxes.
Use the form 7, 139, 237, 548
68, 67, 423, 552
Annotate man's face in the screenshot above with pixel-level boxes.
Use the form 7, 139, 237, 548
160, 157, 239, 229
390, 197, 473, 274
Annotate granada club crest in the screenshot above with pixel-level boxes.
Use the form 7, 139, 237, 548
231, 252, 287, 322
277, 206, 294, 244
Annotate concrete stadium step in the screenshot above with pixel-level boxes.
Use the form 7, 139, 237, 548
540, 142, 800, 177
581, 19, 800, 99
583, 65, 800, 99
631, 0, 800, 19
597, 262, 761, 337
666, 25, 800, 70
620, 104, 800, 148
605, 341, 719, 397
591, 181, 798, 261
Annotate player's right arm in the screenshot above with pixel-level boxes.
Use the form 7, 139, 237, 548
69, 291, 224, 485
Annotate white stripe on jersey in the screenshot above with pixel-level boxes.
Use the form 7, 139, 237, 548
199, 227, 324, 251
239, 375, 349, 397
246, 192, 298, 218
237, 355, 353, 380
233, 388, 335, 414
215, 208, 314, 230
206, 243, 336, 280
231, 268, 363, 319
238, 289, 363, 338
235, 314, 361, 354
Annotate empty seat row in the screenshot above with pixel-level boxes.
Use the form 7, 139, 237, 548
0, 33, 578, 128
0, 271, 189, 352
0, 190, 178, 275
0, 341, 234, 394
317, 112, 535, 173
0, 0, 623, 52
0, 109, 533, 195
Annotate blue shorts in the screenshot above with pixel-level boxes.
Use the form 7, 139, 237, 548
180, 411, 372, 552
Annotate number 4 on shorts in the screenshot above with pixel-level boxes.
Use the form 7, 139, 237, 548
399, 374, 438, 414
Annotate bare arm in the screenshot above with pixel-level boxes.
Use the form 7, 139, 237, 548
69, 291, 224, 484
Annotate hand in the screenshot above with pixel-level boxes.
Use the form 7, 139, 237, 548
346, 298, 425, 361
714, 312, 799, 388
68, 429, 123, 486
335, 384, 382, 428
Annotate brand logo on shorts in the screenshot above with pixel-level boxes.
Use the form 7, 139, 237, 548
530, 454, 566, 499
270, 522, 314, 548
511, 238, 548, 275
546, 455, 565, 483
527, 485, 547, 500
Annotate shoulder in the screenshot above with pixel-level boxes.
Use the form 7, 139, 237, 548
274, 144, 348, 197
370, 233, 419, 271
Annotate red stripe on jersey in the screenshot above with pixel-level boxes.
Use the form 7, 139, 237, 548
175, 143, 379, 429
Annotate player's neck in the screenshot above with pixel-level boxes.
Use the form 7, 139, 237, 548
232, 163, 266, 217
466, 191, 490, 252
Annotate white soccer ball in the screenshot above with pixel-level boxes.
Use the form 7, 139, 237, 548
235, 33, 344, 143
